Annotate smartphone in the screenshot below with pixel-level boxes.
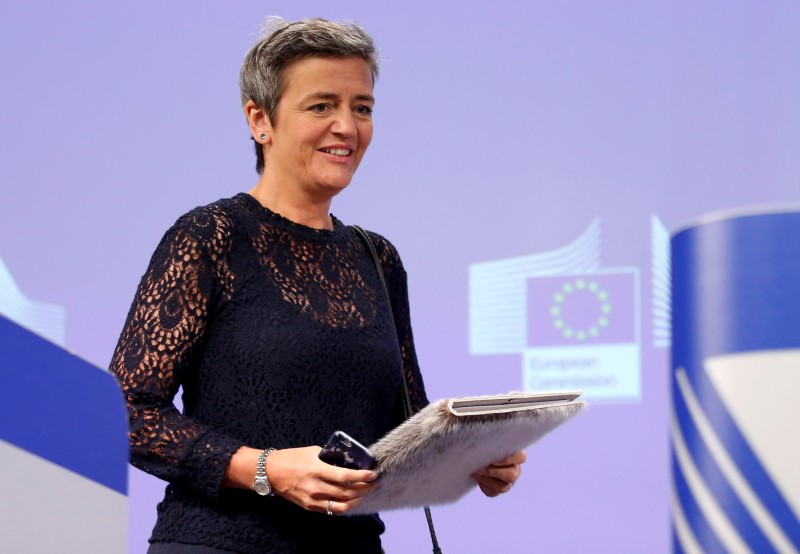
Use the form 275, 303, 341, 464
319, 430, 378, 470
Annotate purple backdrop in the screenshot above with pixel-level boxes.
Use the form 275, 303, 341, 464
1, 1, 798, 552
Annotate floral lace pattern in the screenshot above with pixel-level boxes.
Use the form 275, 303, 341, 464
109, 193, 427, 552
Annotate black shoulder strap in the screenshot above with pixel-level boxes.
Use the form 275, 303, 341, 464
351, 225, 413, 420
351, 225, 443, 554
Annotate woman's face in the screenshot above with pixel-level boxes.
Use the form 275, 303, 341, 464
264, 56, 375, 199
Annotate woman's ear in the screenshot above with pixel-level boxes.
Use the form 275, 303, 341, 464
245, 100, 272, 144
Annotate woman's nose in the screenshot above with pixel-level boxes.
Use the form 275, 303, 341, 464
331, 108, 357, 136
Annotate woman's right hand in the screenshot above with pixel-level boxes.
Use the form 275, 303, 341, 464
267, 446, 378, 514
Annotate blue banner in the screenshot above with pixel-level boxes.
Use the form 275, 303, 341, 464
671, 209, 800, 553
0, 315, 129, 494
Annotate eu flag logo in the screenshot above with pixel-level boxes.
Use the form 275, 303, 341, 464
527, 272, 636, 347
524, 269, 640, 401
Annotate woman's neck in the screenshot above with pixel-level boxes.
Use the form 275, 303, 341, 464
248, 182, 334, 231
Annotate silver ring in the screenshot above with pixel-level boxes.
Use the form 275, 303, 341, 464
327, 499, 333, 516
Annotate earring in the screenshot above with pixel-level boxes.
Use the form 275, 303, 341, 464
260, 133, 267, 141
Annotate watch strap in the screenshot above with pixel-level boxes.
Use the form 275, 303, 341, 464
254, 447, 276, 496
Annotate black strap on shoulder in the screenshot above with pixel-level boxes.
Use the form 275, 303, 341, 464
352, 225, 443, 554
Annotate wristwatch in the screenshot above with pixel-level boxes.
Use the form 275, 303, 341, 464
253, 448, 276, 496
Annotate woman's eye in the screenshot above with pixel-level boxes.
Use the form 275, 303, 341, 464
354, 105, 373, 117
310, 104, 330, 113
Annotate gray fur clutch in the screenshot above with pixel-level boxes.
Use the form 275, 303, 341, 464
350, 394, 585, 514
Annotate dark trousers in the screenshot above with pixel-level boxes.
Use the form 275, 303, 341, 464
148, 542, 386, 553
148, 544, 239, 554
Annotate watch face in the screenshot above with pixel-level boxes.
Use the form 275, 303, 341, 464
254, 479, 271, 496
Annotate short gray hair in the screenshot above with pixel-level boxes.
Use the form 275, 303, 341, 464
240, 17, 380, 174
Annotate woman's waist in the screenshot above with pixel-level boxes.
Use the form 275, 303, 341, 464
185, 373, 399, 448
152, 486, 385, 550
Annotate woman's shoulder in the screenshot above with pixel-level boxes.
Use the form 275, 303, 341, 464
175, 194, 238, 225
163, 195, 250, 253
357, 227, 405, 272
173, 195, 256, 240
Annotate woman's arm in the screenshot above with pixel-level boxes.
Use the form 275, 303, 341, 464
110, 209, 242, 499
224, 445, 378, 514
371, 233, 429, 414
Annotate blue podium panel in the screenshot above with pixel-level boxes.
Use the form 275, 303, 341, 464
670, 210, 800, 553
0, 315, 128, 552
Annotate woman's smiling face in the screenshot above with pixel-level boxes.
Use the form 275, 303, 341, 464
263, 56, 375, 199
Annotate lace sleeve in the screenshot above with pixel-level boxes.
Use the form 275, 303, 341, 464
371, 234, 429, 414
109, 208, 242, 499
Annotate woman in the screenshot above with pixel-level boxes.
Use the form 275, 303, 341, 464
110, 17, 525, 553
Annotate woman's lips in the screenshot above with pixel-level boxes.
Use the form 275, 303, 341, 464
319, 147, 354, 162
319, 147, 352, 156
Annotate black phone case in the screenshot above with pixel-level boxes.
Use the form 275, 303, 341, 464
319, 430, 378, 470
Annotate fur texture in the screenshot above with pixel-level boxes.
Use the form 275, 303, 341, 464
349, 397, 585, 514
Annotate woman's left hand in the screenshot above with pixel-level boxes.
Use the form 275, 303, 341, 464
471, 450, 527, 497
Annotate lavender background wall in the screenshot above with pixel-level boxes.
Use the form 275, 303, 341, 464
1, 1, 798, 551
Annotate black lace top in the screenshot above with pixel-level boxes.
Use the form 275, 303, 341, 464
109, 193, 428, 553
